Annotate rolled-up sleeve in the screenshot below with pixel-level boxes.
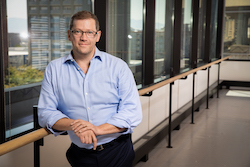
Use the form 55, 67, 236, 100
38, 63, 68, 136
106, 63, 142, 133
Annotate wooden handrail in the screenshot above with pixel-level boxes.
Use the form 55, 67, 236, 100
0, 128, 50, 156
139, 56, 230, 96
0, 56, 230, 156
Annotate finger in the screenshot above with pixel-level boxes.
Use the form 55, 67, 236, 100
71, 123, 80, 131
88, 134, 93, 144
84, 135, 89, 144
75, 124, 88, 132
72, 123, 88, 132
70, 120, 79, 126
80, 136, 85, 144
92, 134, 97, 150
71, 119, 85, 126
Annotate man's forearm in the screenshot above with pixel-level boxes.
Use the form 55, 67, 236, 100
52, 118, 75, 131
96, 123, 125, 136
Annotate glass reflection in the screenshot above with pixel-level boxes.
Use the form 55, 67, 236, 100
181, 0, 193, 72
197, 0, 206, 65
108, 0, 143, 87
224, 1, 250, 60
209, 0, 218, 61
154, 0, 173, 83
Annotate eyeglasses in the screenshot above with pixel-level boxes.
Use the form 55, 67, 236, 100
70, 30, 98, 38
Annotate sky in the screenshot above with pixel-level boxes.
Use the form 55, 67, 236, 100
7, 0, 27, 19
7, 0, 28, 34
130, 0, 143, 21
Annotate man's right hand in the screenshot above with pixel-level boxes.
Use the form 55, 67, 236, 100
74, 129, 97, 150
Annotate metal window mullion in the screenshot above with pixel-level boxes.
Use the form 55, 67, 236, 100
172, 0, 182, 76
191, 0, 199, 69
142, 0, 155, 86
94, 0, 108, 52
204, 0, 212, 63
216, 0, 225, 59
0, 0, 7, 144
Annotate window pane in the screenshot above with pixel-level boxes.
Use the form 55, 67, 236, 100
108, 0, 143, 88
5, 0, 92, 139
154, 0, 173, 82
223, 1, 250, 60
197, 0, 206, 65
181, 0, 193, 72
209, 0, 218, 61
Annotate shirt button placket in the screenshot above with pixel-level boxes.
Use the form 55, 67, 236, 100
84, 77, 91, 121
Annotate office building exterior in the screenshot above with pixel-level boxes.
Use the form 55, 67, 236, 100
27, 0, 92, 70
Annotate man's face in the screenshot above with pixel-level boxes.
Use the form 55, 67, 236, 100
68, 18, 101, 58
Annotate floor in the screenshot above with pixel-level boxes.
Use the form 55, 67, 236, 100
135, 88, 250, 167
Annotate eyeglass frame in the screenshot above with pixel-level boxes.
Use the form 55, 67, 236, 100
70, 29, 99, 38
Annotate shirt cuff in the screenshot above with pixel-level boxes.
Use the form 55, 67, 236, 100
47, 116, 69, 136
107, 118, 133, 134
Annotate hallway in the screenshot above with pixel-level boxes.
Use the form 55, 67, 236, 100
135, 88, 250, 167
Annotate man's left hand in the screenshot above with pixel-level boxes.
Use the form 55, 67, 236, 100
70, 119, 101, 136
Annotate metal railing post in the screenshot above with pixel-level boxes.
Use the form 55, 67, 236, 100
217, 62, 221, 98
167, 82, 174, 148
206, 66, 211, 109
33, 106, 44, 167
191, 72, 196, 124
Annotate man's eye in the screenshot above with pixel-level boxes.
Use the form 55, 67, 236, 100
87, 31, 93, 34
75, 30, 81, 34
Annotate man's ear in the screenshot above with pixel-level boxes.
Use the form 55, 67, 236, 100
96, 30, 101, 42
67, 30, 72, 41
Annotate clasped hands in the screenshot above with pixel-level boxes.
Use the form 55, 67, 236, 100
70, 119, 99, 150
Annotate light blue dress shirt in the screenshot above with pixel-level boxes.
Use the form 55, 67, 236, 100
38, 47, 142, 149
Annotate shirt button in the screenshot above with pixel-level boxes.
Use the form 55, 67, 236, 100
88, 107, 90, 110
86, 93, 88, 95
77, 68, 80, 70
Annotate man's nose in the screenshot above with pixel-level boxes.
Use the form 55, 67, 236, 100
80, 32, 88, 39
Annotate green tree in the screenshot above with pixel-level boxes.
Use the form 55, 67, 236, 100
4, 65, 44, 88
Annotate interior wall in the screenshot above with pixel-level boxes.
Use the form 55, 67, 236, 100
0, 135, 71, 167
220, 61, 250, 81
40, 135, 71, 167
210, 65, 219, 86
195, 70, 208, 96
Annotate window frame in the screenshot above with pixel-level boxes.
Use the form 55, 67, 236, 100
0, 0, 7, 144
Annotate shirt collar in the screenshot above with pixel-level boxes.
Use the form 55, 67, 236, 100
64, 46, 102, 63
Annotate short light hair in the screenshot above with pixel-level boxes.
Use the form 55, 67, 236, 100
69, 10, 100, 31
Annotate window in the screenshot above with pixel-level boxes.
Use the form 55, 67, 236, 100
51, 16, 60, 23
51, 23, 60, 31
30, 7, 37, 10
197, 0, 207, 65
154, 0, 174, 83
41, 7, 48, 10
209, 0, 218, 61
223, 2, 250, 60
52, 6, 60, 11
4, 0, 92, 140
180, 0, 193, 72
108, 0, 143, 87
64, 6, 71, 10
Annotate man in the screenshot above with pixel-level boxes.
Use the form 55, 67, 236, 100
38, 10, 142, 167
